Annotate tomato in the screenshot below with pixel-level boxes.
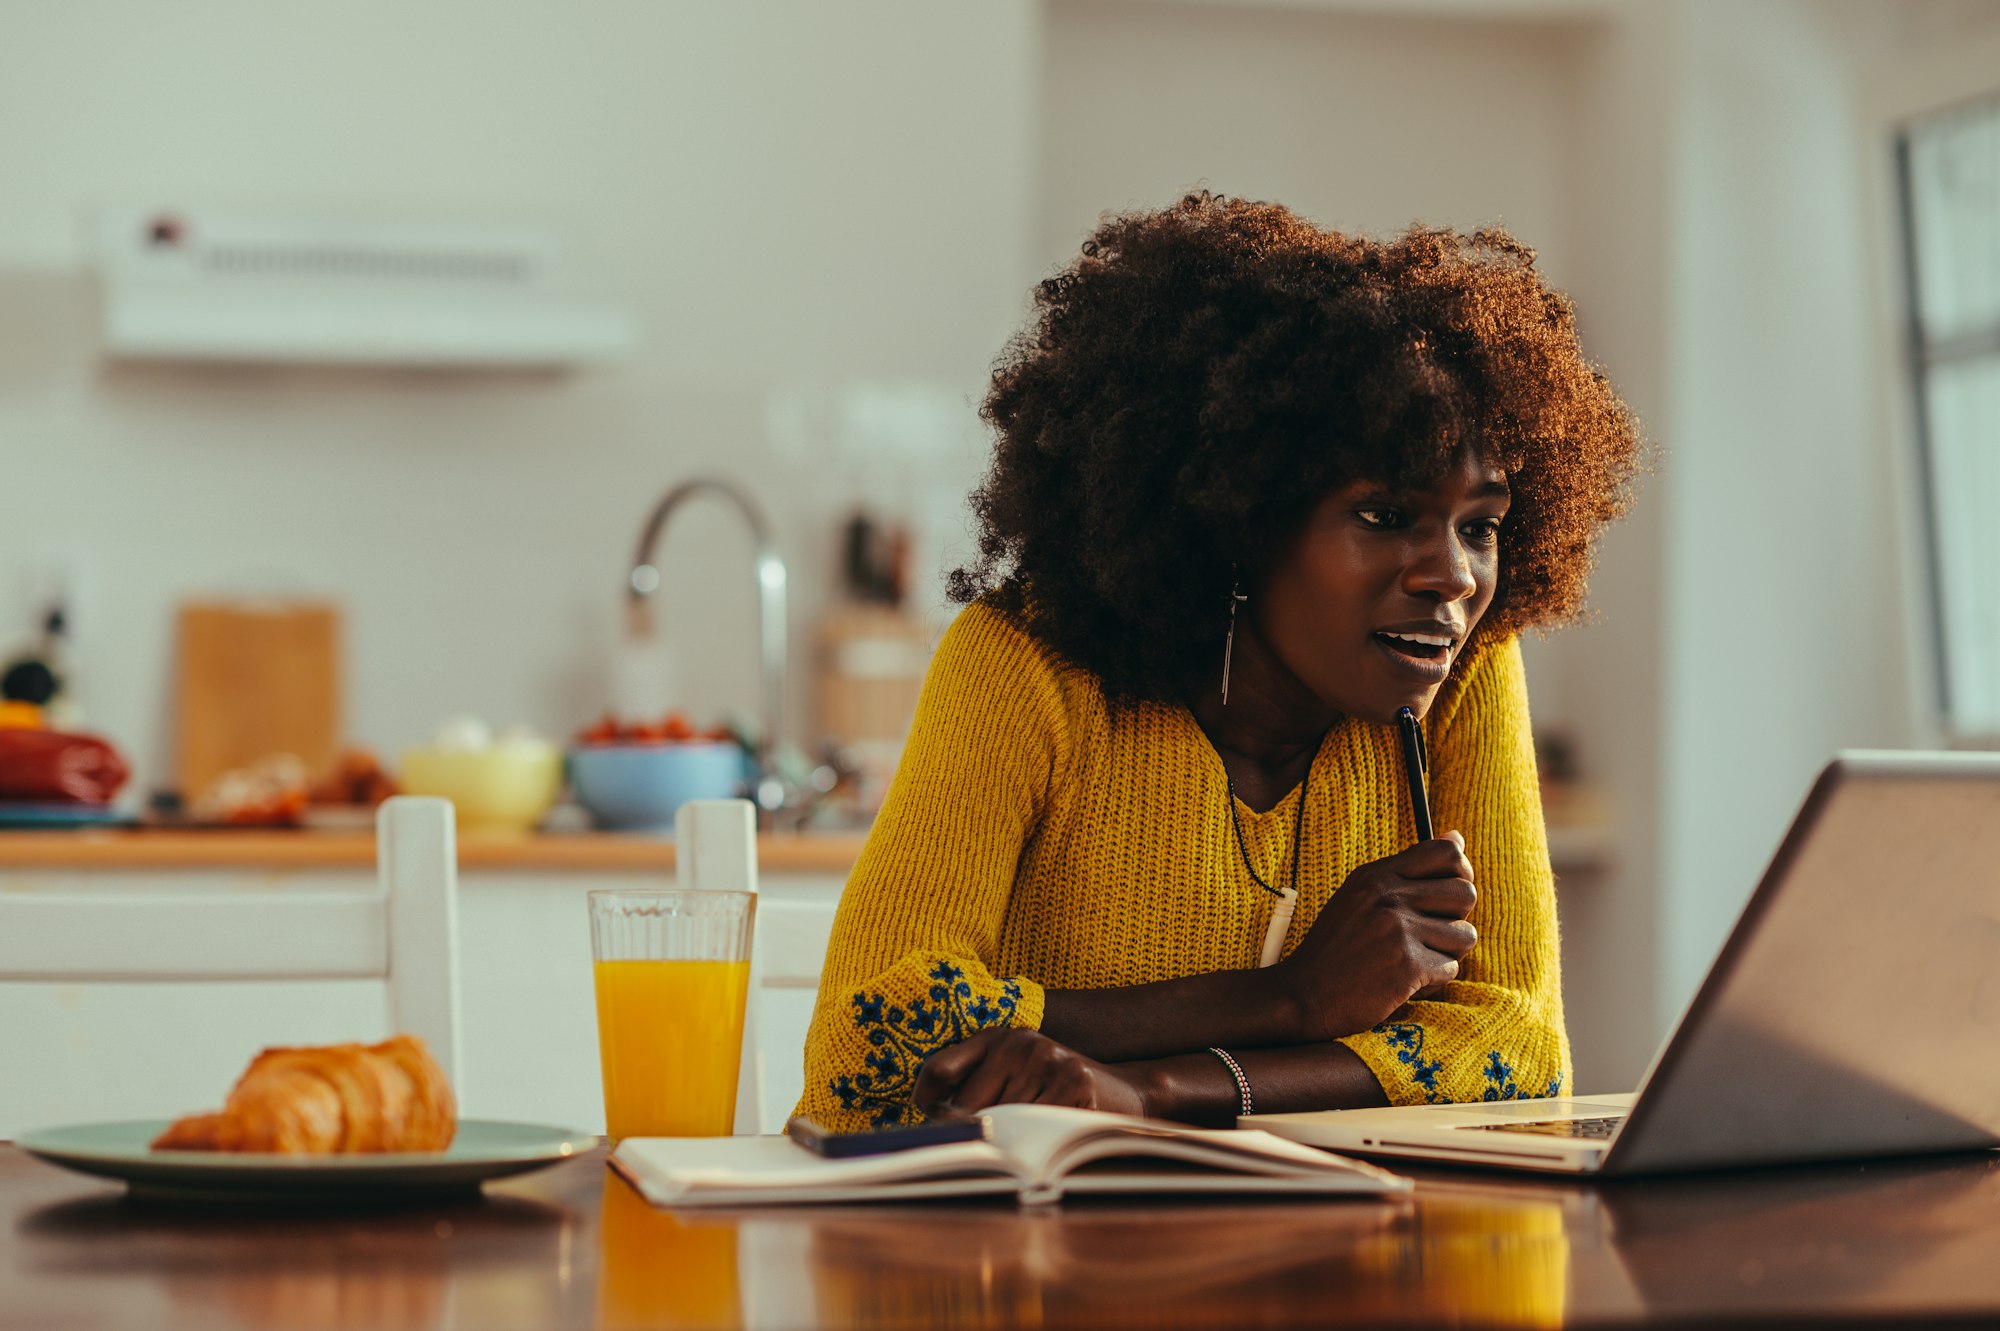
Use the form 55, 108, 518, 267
573, 710, 734, 746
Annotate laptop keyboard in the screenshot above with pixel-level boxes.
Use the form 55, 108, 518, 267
1466, 1115, 1624, 1140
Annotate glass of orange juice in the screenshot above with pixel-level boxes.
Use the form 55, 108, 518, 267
588, 889, 755, 1141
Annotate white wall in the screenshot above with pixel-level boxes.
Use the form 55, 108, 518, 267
1554, 0, 2000, 1070
1649, 0, 2000, 1021
1534, 1, 1680, 1088
1041, 3, 1584, 278
0, 2, 1041, 788
1654, 0, 1902, 1009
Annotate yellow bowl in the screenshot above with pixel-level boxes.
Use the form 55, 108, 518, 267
399, 743, 562, 834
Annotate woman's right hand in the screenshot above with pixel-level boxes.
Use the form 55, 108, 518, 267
1268, 832, 1478, 1042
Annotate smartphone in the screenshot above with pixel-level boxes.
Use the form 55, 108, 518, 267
786, 1115, 991, 1158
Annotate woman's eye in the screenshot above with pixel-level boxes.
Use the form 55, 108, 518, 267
1355, 508, 1402, 529
1462, 518, 1504, 544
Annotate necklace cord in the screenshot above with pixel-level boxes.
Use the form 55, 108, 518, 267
1223, 733, 1326, 899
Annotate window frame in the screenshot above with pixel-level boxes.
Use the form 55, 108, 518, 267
1893, 92, 2000, 742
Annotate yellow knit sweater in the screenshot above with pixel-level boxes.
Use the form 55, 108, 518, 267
797, 602, 1570, 1130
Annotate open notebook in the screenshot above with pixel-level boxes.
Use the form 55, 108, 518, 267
611, 1104, 1411, 1207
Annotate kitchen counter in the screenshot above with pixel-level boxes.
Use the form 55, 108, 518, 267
0, 790, 1616, 875
0, 827, 871, 873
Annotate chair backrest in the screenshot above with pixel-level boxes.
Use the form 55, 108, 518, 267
375, 796, 462, 1083
673, 798, 764, 1134
0, 796, 461, 1133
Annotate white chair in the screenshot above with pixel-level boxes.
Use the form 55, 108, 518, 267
747, 892, 832, 1133
674, 798, 769, 1134
0, 797, 461, 1137
675, 804, 846, 1135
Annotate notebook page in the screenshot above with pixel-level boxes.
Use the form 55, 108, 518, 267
979, 1104, 1407, 1194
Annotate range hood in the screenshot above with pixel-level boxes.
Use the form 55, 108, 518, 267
95, 209, 638, 368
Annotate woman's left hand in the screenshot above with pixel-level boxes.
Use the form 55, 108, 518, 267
912, 1028, 1151, 1117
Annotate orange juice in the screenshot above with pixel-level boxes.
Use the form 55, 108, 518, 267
592, 958, 751, 1139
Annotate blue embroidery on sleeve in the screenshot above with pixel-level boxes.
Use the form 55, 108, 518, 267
827, 962, 1024, 1127
1480, 1049, 1564, 1102
1375, 1026, 1564, 1105
1374, 1022, 1448, 1104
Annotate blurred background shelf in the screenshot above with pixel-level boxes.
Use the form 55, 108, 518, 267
0, 807, 1612, 877
1544, 784, 1617, 876
0, 827, 869, 873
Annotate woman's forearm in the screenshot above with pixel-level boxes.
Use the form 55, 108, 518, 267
1040, 970, 1306, 1063
1125, 1042, 1391, 1126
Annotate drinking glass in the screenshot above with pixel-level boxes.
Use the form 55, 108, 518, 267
588, 889, 756, 1140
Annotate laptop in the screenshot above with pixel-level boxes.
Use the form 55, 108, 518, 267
1254, 751, 2000, 1175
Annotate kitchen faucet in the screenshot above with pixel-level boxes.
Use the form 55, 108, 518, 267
627, 477, 788, 808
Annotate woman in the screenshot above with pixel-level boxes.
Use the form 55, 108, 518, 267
797, 193, 1640, 1130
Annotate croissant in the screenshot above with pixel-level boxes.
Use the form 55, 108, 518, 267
151, 1034, 456, 1154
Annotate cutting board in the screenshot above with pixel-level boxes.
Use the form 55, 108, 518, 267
816, 603, 929, 744
174, 601, 341, 797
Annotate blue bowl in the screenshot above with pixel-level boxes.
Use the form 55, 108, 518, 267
567, 742, 748, 831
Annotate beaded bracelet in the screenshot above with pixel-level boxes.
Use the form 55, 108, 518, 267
1208, 1046, 1254, 1118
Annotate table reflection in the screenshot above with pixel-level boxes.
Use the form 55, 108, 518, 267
730, 1185, 1573, 1329
1602, 1153, 2000, 1319
596, 1169, 744, 1329
16, 1188, 577, 1331
582, 1171, 1589, 1329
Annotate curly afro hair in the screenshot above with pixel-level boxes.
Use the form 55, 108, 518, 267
950, 191, 1642, 704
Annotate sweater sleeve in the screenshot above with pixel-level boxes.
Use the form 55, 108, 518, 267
1336, 636, 1574, 1105
794, 605, 1067, 1130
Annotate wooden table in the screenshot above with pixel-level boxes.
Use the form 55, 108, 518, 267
8, 1144, 2000, 1329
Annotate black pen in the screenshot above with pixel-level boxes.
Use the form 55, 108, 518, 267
1395, 706, 1433, 843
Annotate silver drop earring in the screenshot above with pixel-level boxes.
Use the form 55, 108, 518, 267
1221, 572, 1247, 705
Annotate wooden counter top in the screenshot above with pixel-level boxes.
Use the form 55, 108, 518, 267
0, 788, 1614, 876
0, 827, 870, 873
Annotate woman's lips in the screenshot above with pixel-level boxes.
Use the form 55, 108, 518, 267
1372, 632, 1453, 683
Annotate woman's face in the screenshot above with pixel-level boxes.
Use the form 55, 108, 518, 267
1252, 450, 1510, 724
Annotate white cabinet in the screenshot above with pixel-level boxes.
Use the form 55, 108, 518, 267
0, 867, 842, 1138
455, 871, 841, 1133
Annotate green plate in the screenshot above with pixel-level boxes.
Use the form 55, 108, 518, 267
16, 1119, 598, 1202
